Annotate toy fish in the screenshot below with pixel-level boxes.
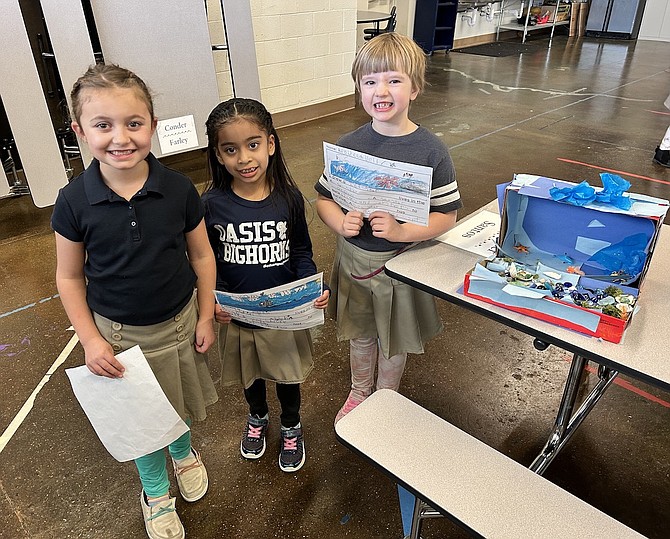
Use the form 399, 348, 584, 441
554, 253, 574, 264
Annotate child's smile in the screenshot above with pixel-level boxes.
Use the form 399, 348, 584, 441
238, 165, 260, 177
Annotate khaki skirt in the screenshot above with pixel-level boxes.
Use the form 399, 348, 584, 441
329, 236, 443, 359
218, 323, 314, 389
93, 293, 218, 423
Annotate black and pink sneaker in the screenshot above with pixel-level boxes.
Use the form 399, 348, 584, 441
240, 414, 268, 459
279, 424, 305, 472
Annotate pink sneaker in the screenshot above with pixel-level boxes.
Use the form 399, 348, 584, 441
334, 392, 366, 425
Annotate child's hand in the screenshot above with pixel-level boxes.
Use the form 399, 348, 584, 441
195, 318, 215, 354
314, 289, 330, 310
341, 210, 364, 238
369, 211, 403, 241
84, 337, 125, 378
214, 304, 233, 325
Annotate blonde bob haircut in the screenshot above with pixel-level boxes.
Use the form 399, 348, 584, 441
351, 33, 426, 96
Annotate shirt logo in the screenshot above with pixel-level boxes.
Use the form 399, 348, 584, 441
214, 220, 289, 267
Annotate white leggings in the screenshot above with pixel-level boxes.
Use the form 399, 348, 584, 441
349, 337, 407, 400
660, 125, 670, 151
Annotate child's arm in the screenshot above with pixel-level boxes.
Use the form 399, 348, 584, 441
315, 194, 364, 238
54, 233, 125, 378
368, 209, 457, 243
186, 220, 217, 354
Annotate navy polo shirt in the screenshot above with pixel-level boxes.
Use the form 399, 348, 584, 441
51, 153, 203, 325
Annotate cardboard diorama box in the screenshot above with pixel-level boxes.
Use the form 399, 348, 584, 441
464, 174, 669, 343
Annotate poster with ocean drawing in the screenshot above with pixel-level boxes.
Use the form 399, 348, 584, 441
323, 142, 432, 226
214, 273, 324, 330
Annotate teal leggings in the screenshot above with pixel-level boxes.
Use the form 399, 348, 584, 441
135, 423, 192, 498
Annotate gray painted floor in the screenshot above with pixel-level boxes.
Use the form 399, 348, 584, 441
1, 35, 669, 538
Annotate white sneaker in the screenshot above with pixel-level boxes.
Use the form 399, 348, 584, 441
171, 448, 208, 502
140, 491, 184, 539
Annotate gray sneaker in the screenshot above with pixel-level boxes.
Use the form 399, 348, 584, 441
240, 414, 268, 459
279, 425, 305, 472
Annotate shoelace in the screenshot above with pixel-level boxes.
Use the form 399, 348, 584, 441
283, 436, 298, 451
246, 424, 263, 440
148, 503, 175, 521
175, 458, 201, 476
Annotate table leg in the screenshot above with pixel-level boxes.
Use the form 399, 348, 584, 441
409, 496, 442, 538
530, 353, 618, 475
409, 495, 423, 539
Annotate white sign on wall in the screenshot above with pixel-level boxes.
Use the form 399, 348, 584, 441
157, 114, 199, 154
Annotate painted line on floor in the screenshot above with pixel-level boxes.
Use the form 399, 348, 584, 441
447, 69, 667, 150
0, 294, 60, 319
0, 332, 79, 454
556, 158, 670, 186
583, 363, 670, 409
645, 109, 670, 116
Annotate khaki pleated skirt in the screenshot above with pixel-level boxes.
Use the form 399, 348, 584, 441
218, 323, 314, 389
329, 236, 443, 359
93, 293, 218, 423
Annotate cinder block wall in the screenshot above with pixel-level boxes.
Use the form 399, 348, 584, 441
206, 0, 356, 116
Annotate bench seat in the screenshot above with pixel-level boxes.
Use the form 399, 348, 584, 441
335, 389, 644, 538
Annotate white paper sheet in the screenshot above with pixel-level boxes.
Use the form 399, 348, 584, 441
323, 142, 432, 226
436, 210, 501, 257
214, 273, 324, 330
65, 346, 189, 462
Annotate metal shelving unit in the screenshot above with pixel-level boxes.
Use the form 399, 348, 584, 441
413, 0, 459, 53
496, 0, 571, 44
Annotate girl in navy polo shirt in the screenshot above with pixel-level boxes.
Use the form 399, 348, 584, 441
202, 98, 329, 473
52, 64, 217, 539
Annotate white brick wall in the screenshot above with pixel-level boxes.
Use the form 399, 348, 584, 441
254, 1, 356, 113
205, 0, 356, 114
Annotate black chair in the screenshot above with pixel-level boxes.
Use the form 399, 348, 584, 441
364, 6, 396, 41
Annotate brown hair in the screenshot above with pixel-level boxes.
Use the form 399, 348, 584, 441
70, 63, 154, 123
351, 33, 426, 95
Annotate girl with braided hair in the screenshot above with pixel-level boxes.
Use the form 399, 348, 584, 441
202, 98, 329, 472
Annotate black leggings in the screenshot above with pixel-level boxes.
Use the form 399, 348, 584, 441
244, 379, 301, 428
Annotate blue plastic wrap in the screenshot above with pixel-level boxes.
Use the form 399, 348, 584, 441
588, 232, 648, 279
594, 173, 632, 210
549, 180, 595, 206
549, 173, 632, 210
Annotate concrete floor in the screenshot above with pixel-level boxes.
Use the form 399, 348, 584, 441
2, 35, 670, 539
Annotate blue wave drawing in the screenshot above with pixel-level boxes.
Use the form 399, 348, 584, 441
330, 160, 428, 196
216, 279, 321, 313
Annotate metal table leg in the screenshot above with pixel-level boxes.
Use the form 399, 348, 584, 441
530, 353, 618, 475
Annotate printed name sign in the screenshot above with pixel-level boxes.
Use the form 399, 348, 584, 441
157, 114, 198, 154
436, 210, 501, 257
